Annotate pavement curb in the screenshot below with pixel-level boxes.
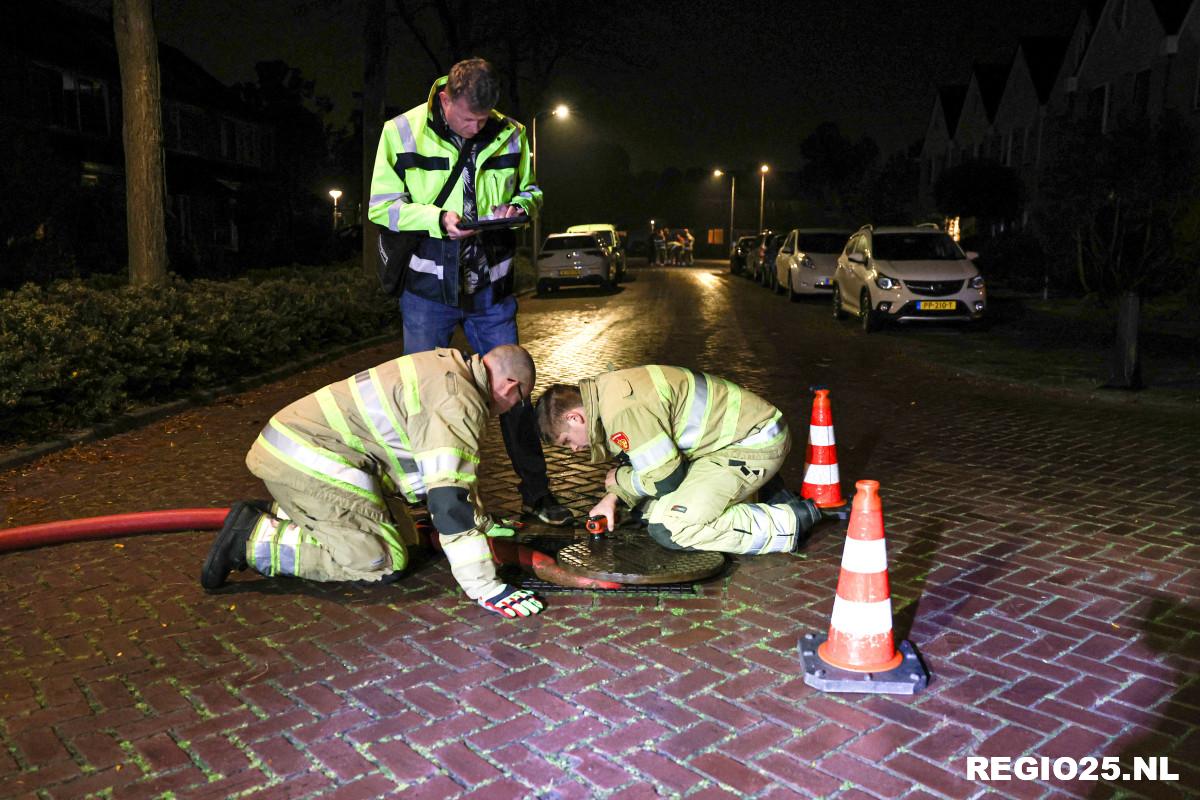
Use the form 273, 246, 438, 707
0, 330, 403, 473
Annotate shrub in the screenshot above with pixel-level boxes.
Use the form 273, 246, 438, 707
0, 264, 397, 444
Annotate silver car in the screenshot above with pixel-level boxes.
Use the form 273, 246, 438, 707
832, 225, 985, 332
774, 228, 853, 300
536, 232, 618, 294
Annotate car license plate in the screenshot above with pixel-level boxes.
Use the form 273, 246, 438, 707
558, 269, 577, 277
918, 300, 956, 310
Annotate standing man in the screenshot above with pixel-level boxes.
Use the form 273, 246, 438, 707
535, 366, 824, 555
201, 345, 545, 619
367, 57, 571, 527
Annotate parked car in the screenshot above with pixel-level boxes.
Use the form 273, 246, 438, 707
832, 224, 985, 332
757, 232, 789, 289
774, 228, 853, 300
536, 232, 618, 294
567, 223, 626, 281
730, 235, 757, 274
743, 231, 773, 283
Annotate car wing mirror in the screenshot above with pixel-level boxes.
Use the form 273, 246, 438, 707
965, 250, 979, 260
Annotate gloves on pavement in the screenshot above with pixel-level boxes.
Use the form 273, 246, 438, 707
479, 585, 544, 618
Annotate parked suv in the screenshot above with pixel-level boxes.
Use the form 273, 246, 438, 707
536, 232, 618, 294
567, 223, 626, 281
832, 224, 985, 332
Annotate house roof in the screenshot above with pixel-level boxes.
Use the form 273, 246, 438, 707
5, 0, 255, 117
1017, 37, 1070, 104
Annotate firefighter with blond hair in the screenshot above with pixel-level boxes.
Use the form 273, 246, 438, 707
536, 366, 824, 554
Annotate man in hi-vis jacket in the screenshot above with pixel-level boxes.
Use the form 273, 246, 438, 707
201, 345, 544, 619
536, 366, 823, 554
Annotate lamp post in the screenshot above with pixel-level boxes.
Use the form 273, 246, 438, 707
531, 104, 569, 261
713, 169, 736, 251
757, 164, 769, 232
328, 189, 342, 231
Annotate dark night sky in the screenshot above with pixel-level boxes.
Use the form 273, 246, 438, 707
73, 0, 1084, 172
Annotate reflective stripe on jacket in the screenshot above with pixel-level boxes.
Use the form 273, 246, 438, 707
246, 349, 489, 510
367, 76, 543, 307
580, 366, 786, 507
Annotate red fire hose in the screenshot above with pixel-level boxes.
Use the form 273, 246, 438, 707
0, 509, 620, 590
0, 509, 230, 553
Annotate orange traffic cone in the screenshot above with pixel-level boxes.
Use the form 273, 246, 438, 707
799, 480, 929, 694
801, 389, 847, 510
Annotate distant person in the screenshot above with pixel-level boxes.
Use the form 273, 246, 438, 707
201, 345, 545, 619
667, 232, 683, 265
535, 367, 825, 555
682, 228, 695, 265
366, 57, 571, 527
653, 228, 667, 265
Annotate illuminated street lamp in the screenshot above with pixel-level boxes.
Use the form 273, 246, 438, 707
329, 189, 343, 231
531, 104, 570, 261
713, 169, 735, 250
758, 164, 769, 232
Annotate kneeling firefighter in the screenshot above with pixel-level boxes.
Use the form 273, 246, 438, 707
536, 365, 825, 555
200, 345, 545, 619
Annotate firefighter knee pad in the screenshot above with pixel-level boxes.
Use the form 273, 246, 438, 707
427, 486, 475, 535
648, 522, 693, 551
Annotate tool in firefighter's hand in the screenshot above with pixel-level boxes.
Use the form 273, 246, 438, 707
585, 515, 609, 537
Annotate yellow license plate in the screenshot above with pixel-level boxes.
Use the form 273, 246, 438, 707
558, 269, 578, 277
918, 300, 956, 310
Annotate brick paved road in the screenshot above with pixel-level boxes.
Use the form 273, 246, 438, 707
2, 263, 1198, 799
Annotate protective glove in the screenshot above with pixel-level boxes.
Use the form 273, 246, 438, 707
485, 514, 524, 538
479, 585, 544, 618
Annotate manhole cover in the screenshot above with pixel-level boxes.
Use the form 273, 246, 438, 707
556, 531, 725, 584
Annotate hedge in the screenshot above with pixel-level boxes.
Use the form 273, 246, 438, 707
0, 263, 398, 444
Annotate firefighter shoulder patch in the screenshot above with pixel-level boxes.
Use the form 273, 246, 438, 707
610, 432, 630, 451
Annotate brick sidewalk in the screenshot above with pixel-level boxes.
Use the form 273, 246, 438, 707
1, 266, 1197, 799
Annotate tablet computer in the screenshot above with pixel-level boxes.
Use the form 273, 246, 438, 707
458, 214, 530, 231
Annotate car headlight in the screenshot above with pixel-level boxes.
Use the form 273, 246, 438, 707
874, 273, 901, 290
968, 275, 985, 289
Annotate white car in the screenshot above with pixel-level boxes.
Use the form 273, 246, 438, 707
536, 232, 618, 294
774, 228, 853, 300
567, 223, 626, 280
832, 224, 986, 332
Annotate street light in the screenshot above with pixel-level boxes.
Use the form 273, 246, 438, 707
714, 169, 735, 251
758, 164, 769, 232
328, 189, 343, 231
530, 104, 570, 263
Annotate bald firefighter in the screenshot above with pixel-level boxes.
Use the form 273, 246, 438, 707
537, 366, 823, 554
200, 345, 544, 619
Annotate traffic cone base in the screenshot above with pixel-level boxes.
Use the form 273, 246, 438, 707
800, 633, 929, 695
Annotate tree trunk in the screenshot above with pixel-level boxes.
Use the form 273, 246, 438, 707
113, 0, 168, 287
1106, 290, 1143, 389
362, 0, 389, 280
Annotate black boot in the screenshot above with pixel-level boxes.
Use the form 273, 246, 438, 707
787, 496, 823, 552
201, 501, 261, 590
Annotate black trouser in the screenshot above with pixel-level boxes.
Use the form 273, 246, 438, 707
500, 400, 549, 506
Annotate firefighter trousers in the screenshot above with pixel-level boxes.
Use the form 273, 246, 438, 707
644, 436, 797, 555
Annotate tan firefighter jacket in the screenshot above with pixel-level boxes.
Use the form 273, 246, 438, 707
579, 366, 787, 508
246, 348, 492, 523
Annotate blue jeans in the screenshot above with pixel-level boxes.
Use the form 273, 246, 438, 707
399, 286, 550, 506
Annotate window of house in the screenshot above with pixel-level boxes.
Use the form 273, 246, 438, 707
75, 77, 108, 136
707, 228, 724, 245
1132, 69, 1151, 113
1112, 0, 1128, 31
1087, 84, 1110, 133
